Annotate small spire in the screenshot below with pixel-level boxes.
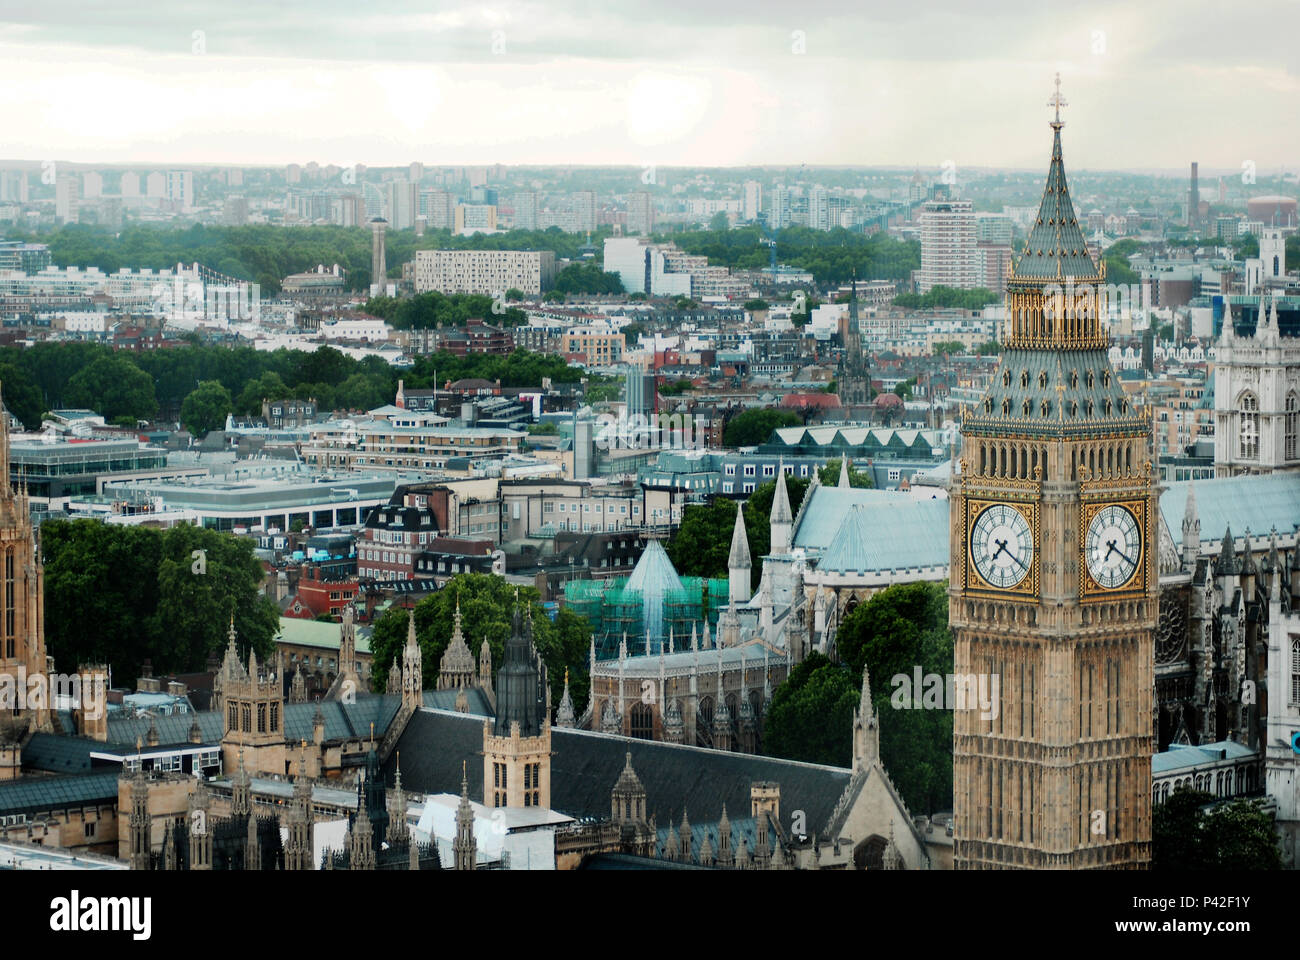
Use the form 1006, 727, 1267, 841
837, 456, 850, 489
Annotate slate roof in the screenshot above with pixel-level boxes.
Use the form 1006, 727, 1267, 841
963, 348, 1147, 439
1010, 125, 1100, 282
385, 709, 853, 833
0, 772, 121, 817
21, 733, 105, 775
1161, 474, 1300, 548
102, 690, 493, 752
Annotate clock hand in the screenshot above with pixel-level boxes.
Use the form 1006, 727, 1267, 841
991, 539, 1009, 560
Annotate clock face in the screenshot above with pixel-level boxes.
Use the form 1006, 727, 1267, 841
970, 503, 1034, 589
1085, 504, 1141, 589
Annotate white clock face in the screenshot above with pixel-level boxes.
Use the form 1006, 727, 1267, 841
1085, 504, 1141, 589
970, 503, 1034, 589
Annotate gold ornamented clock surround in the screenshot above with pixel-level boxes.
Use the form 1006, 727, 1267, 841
1078, 497, 1149, 601
963, 497, 1040, 601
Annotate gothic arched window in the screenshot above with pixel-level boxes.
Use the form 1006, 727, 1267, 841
1285, 393, 1298, 461
630, 702, 654, 740
1291, 636, 1300, 705
1238, 392, 1259, 460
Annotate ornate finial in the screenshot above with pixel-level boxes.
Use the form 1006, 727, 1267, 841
1048, 71, 1067, 128
369, 721, 374, 747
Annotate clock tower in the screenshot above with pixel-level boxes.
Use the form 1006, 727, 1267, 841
951, 77, 1157, 869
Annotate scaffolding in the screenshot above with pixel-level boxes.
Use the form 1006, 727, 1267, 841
564, 575, 729, 661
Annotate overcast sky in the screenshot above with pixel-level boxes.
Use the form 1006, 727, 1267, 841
2, 0, 1296, 171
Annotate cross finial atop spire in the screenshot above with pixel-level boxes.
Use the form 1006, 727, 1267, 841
1048, 72, 1067, 129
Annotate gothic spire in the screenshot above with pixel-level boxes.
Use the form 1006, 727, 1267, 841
838, 456, 850, 489
728, 501, 751, 570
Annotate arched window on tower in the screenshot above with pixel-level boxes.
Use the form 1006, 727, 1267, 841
1238, 392, 1259, 460
1291, 636, 1300, 705
1285, 393, 1298, 461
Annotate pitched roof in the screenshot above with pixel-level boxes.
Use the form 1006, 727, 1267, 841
816, 499, 951, 574
1010, 125, 1101, 282
1160, 474, 1300, 549
0, 772, 121, 817
386, 709, 853, 833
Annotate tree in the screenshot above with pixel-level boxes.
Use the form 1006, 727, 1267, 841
932, 340, 966, 356
367, 573, 593, 715
834, 581, 954, 813
818, 458, 872, 488
40, 520, 277, 686
180, 380, 233, 435
0, 365, 44, 429
744, 299, 769, 312
763, 653, 858, 767
543, 290, 565, 303
975, 341, 1002, 355
505, 288, 525, 301
709, 211, 730, 232
64, 354, 157, 422
721, 408, 800, 447
1153, 790, 1282, 870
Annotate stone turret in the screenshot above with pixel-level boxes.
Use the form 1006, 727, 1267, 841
438, 595, 476, 690
453, 762, 477, 870
1181, 482, 1200, 572
728, 501, 752, 606
555, 669, 576, 727
852, 664, 879, 773
770, 460, 793, 555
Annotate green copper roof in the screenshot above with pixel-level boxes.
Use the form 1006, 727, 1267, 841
1011, 126, 1100, 282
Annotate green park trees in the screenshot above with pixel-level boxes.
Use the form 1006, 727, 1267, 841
180, 380, 234, 434
40, 519, 279, 686
721, 408, 800, 447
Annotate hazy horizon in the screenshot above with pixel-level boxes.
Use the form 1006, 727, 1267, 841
2, 0, 1297, 170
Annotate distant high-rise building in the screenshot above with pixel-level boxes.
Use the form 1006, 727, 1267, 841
409, 161, 424, 183
55, 175, 80, 224
227, 168, 244, 187
769, 184, 790, 229
919, 199, 978, 291
420, 189, 454, 230
81, 172, 103, 199
908, 171, 926, 205
370, 218, 388, 295
1188, 161, 1199, 232
413, 249, 555, 295
145, 171, 166, 199
807, 186, 830, 231
385, 179, 418, 230
454, 204, 498, 234
628, 191, 654, 236
975, 212, 1014, 246
512, 190, 538, 230
573, 190, 597, 233
287, 163, 302, 184
743, 180, 762, 222
331, 193, 365, 228
222, 196, 249, 226
119, 172, 140, 198
166, 170, 194, 212
0, 170, 28, 203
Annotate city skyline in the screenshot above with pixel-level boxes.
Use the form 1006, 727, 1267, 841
2, 0, 1297, 169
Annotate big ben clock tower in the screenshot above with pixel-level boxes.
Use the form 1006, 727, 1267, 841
951, 77, 1157, 869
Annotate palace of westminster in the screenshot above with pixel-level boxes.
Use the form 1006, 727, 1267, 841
0, 82, 1298, 871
